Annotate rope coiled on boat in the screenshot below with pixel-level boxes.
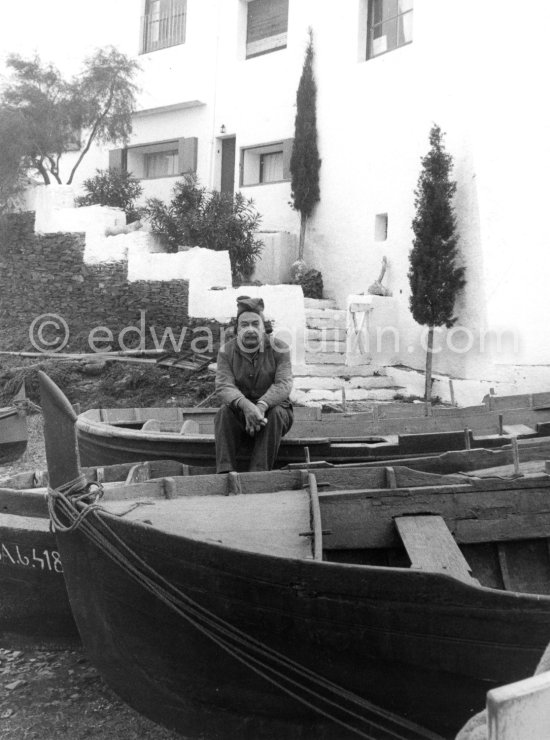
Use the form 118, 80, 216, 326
48, 476, 104, 533
48, 484, 443, 740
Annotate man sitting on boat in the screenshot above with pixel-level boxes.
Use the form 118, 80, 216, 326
214, 295, 293, 472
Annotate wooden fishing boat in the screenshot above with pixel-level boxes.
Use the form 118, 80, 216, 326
290, 436, 550, 475
41, 372, 550, 739
0, 383, 27, 464
76, 393, 550, 469
0, 458, 201, 643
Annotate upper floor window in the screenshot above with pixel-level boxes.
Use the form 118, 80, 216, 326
246, 0, 289, 59
367, 0, 412, 60
140, 0, 187, 54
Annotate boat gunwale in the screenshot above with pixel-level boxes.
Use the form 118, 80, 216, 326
76, 414, 332, 445
66, 497, 550, 607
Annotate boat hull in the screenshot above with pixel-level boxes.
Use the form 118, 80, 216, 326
76, 401, 550, 470
0, 460, 199, 642
0, 518, 77, 643
56, 513, 550, 739
77, 425, 332, 469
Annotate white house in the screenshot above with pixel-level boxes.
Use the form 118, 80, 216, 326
32, 0, 550, 392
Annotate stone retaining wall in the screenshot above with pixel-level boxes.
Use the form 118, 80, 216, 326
0, 213, 191, 351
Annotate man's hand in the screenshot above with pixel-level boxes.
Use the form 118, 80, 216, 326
240, 399, 268, 436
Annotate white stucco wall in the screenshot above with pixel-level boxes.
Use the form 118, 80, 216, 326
466, 0, 550, 369
84, 230, 167, 265
346, 294, 400, 367
252, 231, 298, 285
33, 186, 126, 236
188, 284, 306, 364
127, 245, 232, 286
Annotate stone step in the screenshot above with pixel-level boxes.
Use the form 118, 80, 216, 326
306, 307, 346, 318
292, 387, 403, 404
306, 328, 347, 341
305, 352, 349, 365
306, 314, 347, 330
294, 364, 386, 377
304, 298, 337, 309
306, 339, 347, 354
293, 375, 398, 391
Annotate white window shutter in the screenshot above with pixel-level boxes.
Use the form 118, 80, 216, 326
109, 149, 125, 171
178, 137, 198, 174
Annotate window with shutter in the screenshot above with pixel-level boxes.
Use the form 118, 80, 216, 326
241, 141, 292, 186
140, 0, 187, 54
178, 137, 198, 174
246, 0, 289, 59
124, 138, 197, 180
109, 149, 127, 173
145, 150, 179, 178
367, 0, 413, 60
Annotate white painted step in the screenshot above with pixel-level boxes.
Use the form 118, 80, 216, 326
306, 328, 347, 341
293, 375, 397, 391
306, 339, 347, 354
294, 365, 385, 377
306, 317, 347, 331
306, 308, 346, 320
304, 298, 337, 309
305, 352, 349, 365
306, 309, 347, 330
292, 387, 403, 404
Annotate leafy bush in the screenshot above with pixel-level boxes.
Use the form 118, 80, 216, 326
141, 177, 263, 282
0, 109, 27, 215
75, 168, 143, 222
290, 259, 323, 299
299, 267, 323, 299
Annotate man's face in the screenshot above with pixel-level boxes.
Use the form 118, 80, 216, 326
237, 311, 264, 351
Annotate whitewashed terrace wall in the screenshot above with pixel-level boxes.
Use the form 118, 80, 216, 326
188, 284, 306, 364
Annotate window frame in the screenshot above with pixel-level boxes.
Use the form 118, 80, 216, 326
140, 0, 187, 55
111, 137, 198, 180
144, 148, 180, 179
366, 0, 413, 61
259, 150, 284, 184
245, 0, 289, 60
240, 140, 292, 188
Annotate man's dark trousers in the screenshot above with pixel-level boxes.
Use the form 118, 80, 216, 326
215, 404, 293, 472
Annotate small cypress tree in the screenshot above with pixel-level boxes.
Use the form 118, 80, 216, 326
290, 29, 321, 260
408, 124, 466, 402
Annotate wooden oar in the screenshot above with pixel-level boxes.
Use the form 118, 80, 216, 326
38, 371, 83, 491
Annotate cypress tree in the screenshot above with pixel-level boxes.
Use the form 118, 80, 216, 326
408, 124, 466, 402
290, 29, 321, 260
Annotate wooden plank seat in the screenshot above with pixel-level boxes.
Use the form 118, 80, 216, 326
394, 514, 479, 584
503, 424, 538, 437
537, 422, 550, 436
398, 429, 474, 454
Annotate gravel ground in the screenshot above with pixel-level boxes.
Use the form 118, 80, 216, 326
0, 415, 182, 739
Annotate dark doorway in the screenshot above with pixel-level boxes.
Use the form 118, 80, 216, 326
220, 136, 236, 195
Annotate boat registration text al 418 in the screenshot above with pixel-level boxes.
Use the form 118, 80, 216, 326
0, 543, 63, 572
